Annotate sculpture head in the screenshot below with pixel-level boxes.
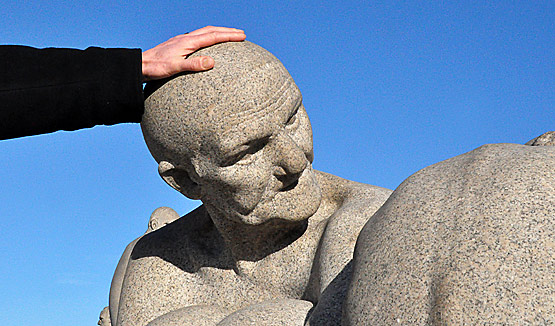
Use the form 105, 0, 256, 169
142, 41, 322, 225
98, 306, 111, 326
146, 206, 180, 233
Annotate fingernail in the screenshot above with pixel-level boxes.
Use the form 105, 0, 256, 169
202, 57, 214, 69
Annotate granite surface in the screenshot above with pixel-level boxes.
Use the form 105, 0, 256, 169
105, 38, 555, 326
217, 299, 313, 325
107, 40, 553, 325
98, 306, 111, 326
108, 207, 180, 326
111, 41, 391, 325
345, 142, 555, 325
526, 131, 555, 146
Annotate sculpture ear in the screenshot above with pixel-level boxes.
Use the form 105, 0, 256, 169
148, 218, 158, 231
158, 161, 202, 200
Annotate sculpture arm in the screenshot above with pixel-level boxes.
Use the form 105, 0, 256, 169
146, 305, 229, 326
109, 237, 141, 326
217, 299, 313, 326
305, 180, 392, 324
144, 300, 312, 326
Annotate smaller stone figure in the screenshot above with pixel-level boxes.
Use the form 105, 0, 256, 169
109, 206, 180, 326
146, 206, 181, 233
98, 306, 111, 326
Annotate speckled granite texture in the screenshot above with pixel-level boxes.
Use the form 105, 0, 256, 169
345, 142, 555, 325
98, 306, 111, 326
217, 299, 314, 325
109, 207, 180, 326
526, 131, 555, 146
109, 41, 554, 325
111, 41, 391, 325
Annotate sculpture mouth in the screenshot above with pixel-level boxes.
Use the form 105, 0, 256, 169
280, 179, 299, 192
277, 169, 304, 192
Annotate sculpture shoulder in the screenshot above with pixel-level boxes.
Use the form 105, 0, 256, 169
118, 206, 233, 326
315, 170, 392, 226
303, 171, 392, 323
130, 205, 227, 270
312, 171, 391, 285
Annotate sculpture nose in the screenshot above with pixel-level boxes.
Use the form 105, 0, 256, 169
273, 132, 308, 180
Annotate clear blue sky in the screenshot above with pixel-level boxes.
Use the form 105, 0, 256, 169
0, 1, 553, 325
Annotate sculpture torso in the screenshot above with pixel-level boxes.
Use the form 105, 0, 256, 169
115, 171, 391, 326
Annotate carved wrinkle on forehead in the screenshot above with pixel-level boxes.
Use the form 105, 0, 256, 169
212, 80, 302, 158
142, 41, 304, 169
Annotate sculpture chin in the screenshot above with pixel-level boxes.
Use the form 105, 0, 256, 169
221, 167, 322, 226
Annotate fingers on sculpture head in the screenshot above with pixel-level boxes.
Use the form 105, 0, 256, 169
142, 41, 322, 225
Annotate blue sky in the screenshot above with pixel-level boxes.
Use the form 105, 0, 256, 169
0, 1, 553, 325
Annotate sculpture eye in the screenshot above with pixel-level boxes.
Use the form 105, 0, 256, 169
286, 107, 299, 127
235, 152, 255, 166
222, 137, 269, 167
286, 113, 297, 126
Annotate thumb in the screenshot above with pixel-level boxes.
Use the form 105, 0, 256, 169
180, 56, 215, 72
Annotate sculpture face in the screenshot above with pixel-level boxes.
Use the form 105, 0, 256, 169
98, 307, 110, 326
147, 206, 180, 232
194, 81, 322, 225
142, 41, 322, 225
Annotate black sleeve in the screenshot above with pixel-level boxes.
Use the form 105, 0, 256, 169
0, 46, 144, 140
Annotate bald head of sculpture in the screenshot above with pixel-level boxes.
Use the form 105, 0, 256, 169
142, 41, 322, 226
146, 206, 180, 233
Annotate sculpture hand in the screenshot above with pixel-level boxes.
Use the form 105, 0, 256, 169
141, 26, 246, 81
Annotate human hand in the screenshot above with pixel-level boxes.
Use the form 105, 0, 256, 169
141, 26, 246, 82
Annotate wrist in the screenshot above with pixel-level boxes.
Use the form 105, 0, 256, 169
141, 51, 156, 82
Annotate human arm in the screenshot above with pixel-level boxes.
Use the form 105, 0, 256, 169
0, 45, 143, 140
0, 26, 245, 140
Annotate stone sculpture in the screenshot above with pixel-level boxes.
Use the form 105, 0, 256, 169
109, 206, 180, 326
344, 136, 555, 325
525, 131, 555, 146
111, 41, 391, 326
98, 306, 111, 326
106, 40, 554, 325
